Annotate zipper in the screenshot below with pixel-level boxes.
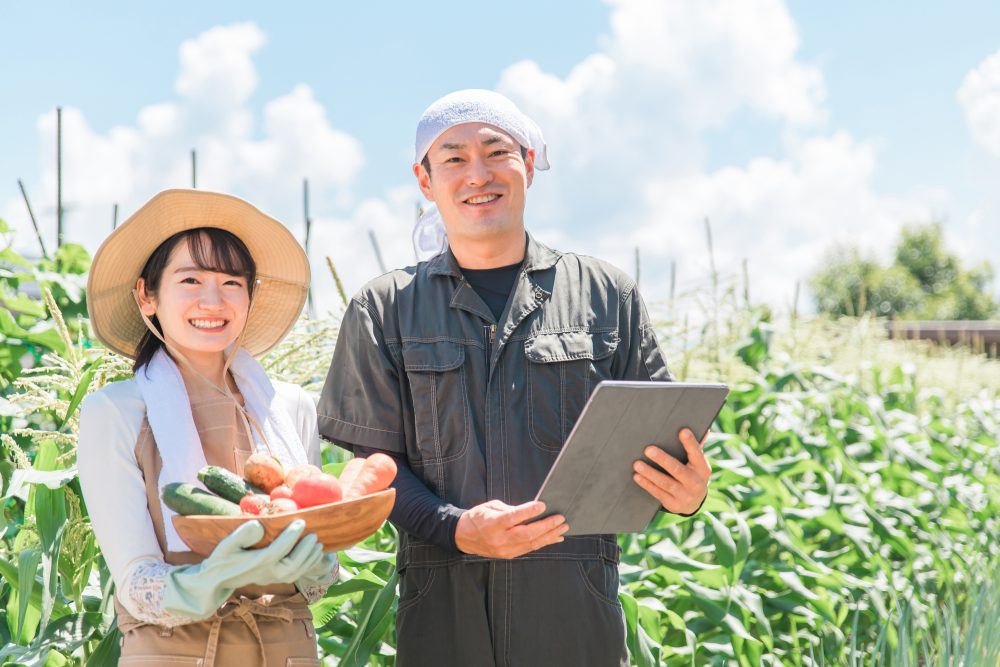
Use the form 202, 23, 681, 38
484, 323, 496, 367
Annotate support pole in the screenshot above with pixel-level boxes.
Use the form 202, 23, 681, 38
303, 179, 314, 317
368, 229, 387, 274
303, 179, 311, 256
18, 179, 49, 260
56, 107, 63, 248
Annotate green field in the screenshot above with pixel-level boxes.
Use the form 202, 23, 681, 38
1, 245, 998, 665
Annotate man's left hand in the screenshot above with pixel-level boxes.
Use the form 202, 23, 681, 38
632, 428, 711, 515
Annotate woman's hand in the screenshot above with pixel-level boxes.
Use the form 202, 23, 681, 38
161, 519, 324, 620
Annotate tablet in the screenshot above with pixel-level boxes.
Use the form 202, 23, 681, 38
534, 380, 729, 536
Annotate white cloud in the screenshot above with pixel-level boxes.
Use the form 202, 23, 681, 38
5, 3, 962, 316
307, 185, 421, 317
606, 0, 826, 127
498, 0, 935, 309
957, 50, 1000, 287
958, 48, 1000, 157
3, 22, 371, 314
620, 133, 937, 306
175, 23, 266, 112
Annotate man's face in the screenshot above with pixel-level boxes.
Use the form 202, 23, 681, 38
414, 122, 534, 246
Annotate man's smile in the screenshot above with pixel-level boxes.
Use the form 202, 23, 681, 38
464, 193, 502, 206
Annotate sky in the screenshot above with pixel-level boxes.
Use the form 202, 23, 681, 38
2, 0, 999, 316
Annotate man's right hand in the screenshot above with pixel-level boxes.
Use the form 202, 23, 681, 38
454, 500, 568, 559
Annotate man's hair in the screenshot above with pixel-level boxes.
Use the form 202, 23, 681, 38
421, 144, 529, 178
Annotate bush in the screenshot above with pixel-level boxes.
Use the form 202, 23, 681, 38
811, 222, 999, 320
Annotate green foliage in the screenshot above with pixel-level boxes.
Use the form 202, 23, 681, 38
0, 242, 90, 388
0, 251, 998, 665
810, 222, 1000, 320
621, 320, 1000, 664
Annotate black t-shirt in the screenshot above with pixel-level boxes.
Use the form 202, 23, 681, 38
461, 261, 523, 321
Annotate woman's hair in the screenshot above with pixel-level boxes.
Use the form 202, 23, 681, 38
133, 228, 257, 372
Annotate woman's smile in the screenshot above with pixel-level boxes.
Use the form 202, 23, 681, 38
188, 318, 229, 332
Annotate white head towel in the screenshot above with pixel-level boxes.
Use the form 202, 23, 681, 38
135, 347, 308, 552
412, 89, 550, 261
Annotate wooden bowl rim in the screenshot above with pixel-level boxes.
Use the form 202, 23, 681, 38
171, 487, 396, 526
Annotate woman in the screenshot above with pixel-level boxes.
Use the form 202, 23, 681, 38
78, 189, 335, 666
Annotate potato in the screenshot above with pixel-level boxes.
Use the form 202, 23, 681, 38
284, 463, 323, 489
244, 453, 286, 492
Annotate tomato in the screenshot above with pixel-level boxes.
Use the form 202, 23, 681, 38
261, 497, 299, 514
239, 494, 270, 515
292, 473, 343, 508
269, 484, 293, 500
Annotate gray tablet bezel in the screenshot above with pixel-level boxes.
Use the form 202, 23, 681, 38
534, 380, 729, 535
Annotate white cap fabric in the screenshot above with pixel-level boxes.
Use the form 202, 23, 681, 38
414, 89, 550, 169
412, 89, 550, 261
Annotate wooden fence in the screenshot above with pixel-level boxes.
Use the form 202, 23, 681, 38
886, 320, 1000, 357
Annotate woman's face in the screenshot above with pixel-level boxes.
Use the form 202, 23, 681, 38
137, 238, 250, 361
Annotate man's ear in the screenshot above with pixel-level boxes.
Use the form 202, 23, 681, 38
413, 162, 435, 201
135, 278, 157, 317
524, 148, 535, 188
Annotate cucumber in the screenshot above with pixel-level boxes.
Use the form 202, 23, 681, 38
161, 482, 241, 516
197, 466, 263, 504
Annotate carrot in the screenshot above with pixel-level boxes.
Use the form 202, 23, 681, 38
338, 457, 367, 492
344, 453, 397, 498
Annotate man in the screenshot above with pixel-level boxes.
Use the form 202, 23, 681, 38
318, 89, 710, 666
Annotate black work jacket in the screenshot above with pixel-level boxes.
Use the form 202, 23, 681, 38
318, 233, 672, 570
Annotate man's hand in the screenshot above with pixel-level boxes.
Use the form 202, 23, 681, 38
455, 500, 568, 559
632, 428, 711, 515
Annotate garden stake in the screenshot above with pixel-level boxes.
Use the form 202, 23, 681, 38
18, 178, 49, 259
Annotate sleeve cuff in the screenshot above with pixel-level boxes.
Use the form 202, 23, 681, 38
317, 414, 405, 454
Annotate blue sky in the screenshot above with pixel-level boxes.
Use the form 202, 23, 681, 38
3, 1, 999, 311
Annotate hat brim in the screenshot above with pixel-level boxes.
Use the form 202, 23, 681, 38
87, 189, 310, 359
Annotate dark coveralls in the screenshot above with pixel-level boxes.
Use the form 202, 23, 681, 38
318, 234, 672, 666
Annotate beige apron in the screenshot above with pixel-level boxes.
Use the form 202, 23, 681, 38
115, 394, 320, 667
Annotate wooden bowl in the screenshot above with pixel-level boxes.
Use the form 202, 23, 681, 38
172, 489, 395, 556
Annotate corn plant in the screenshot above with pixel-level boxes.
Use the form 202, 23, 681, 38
1, 247, 998, 665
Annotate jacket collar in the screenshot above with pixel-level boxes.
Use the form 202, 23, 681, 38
426, 231, 562, 277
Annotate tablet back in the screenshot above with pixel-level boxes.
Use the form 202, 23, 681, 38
534, 381, 728, 535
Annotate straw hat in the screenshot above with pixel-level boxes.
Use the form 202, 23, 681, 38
87, 189, 310, 359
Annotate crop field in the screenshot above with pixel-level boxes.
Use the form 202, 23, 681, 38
0, 243, 998, 665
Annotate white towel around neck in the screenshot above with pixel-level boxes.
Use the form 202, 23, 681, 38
135, 347, 308, 552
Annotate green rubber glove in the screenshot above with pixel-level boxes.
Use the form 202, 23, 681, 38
295, 551, 340, 601
162, 519, 324, 620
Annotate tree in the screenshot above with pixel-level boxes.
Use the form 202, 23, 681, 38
810, 222, 999, 319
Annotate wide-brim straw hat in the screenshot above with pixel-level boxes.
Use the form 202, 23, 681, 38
87, 189, 310, 359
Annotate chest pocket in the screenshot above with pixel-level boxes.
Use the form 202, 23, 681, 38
402, 341, 470, 475
524, 330, 619, 451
